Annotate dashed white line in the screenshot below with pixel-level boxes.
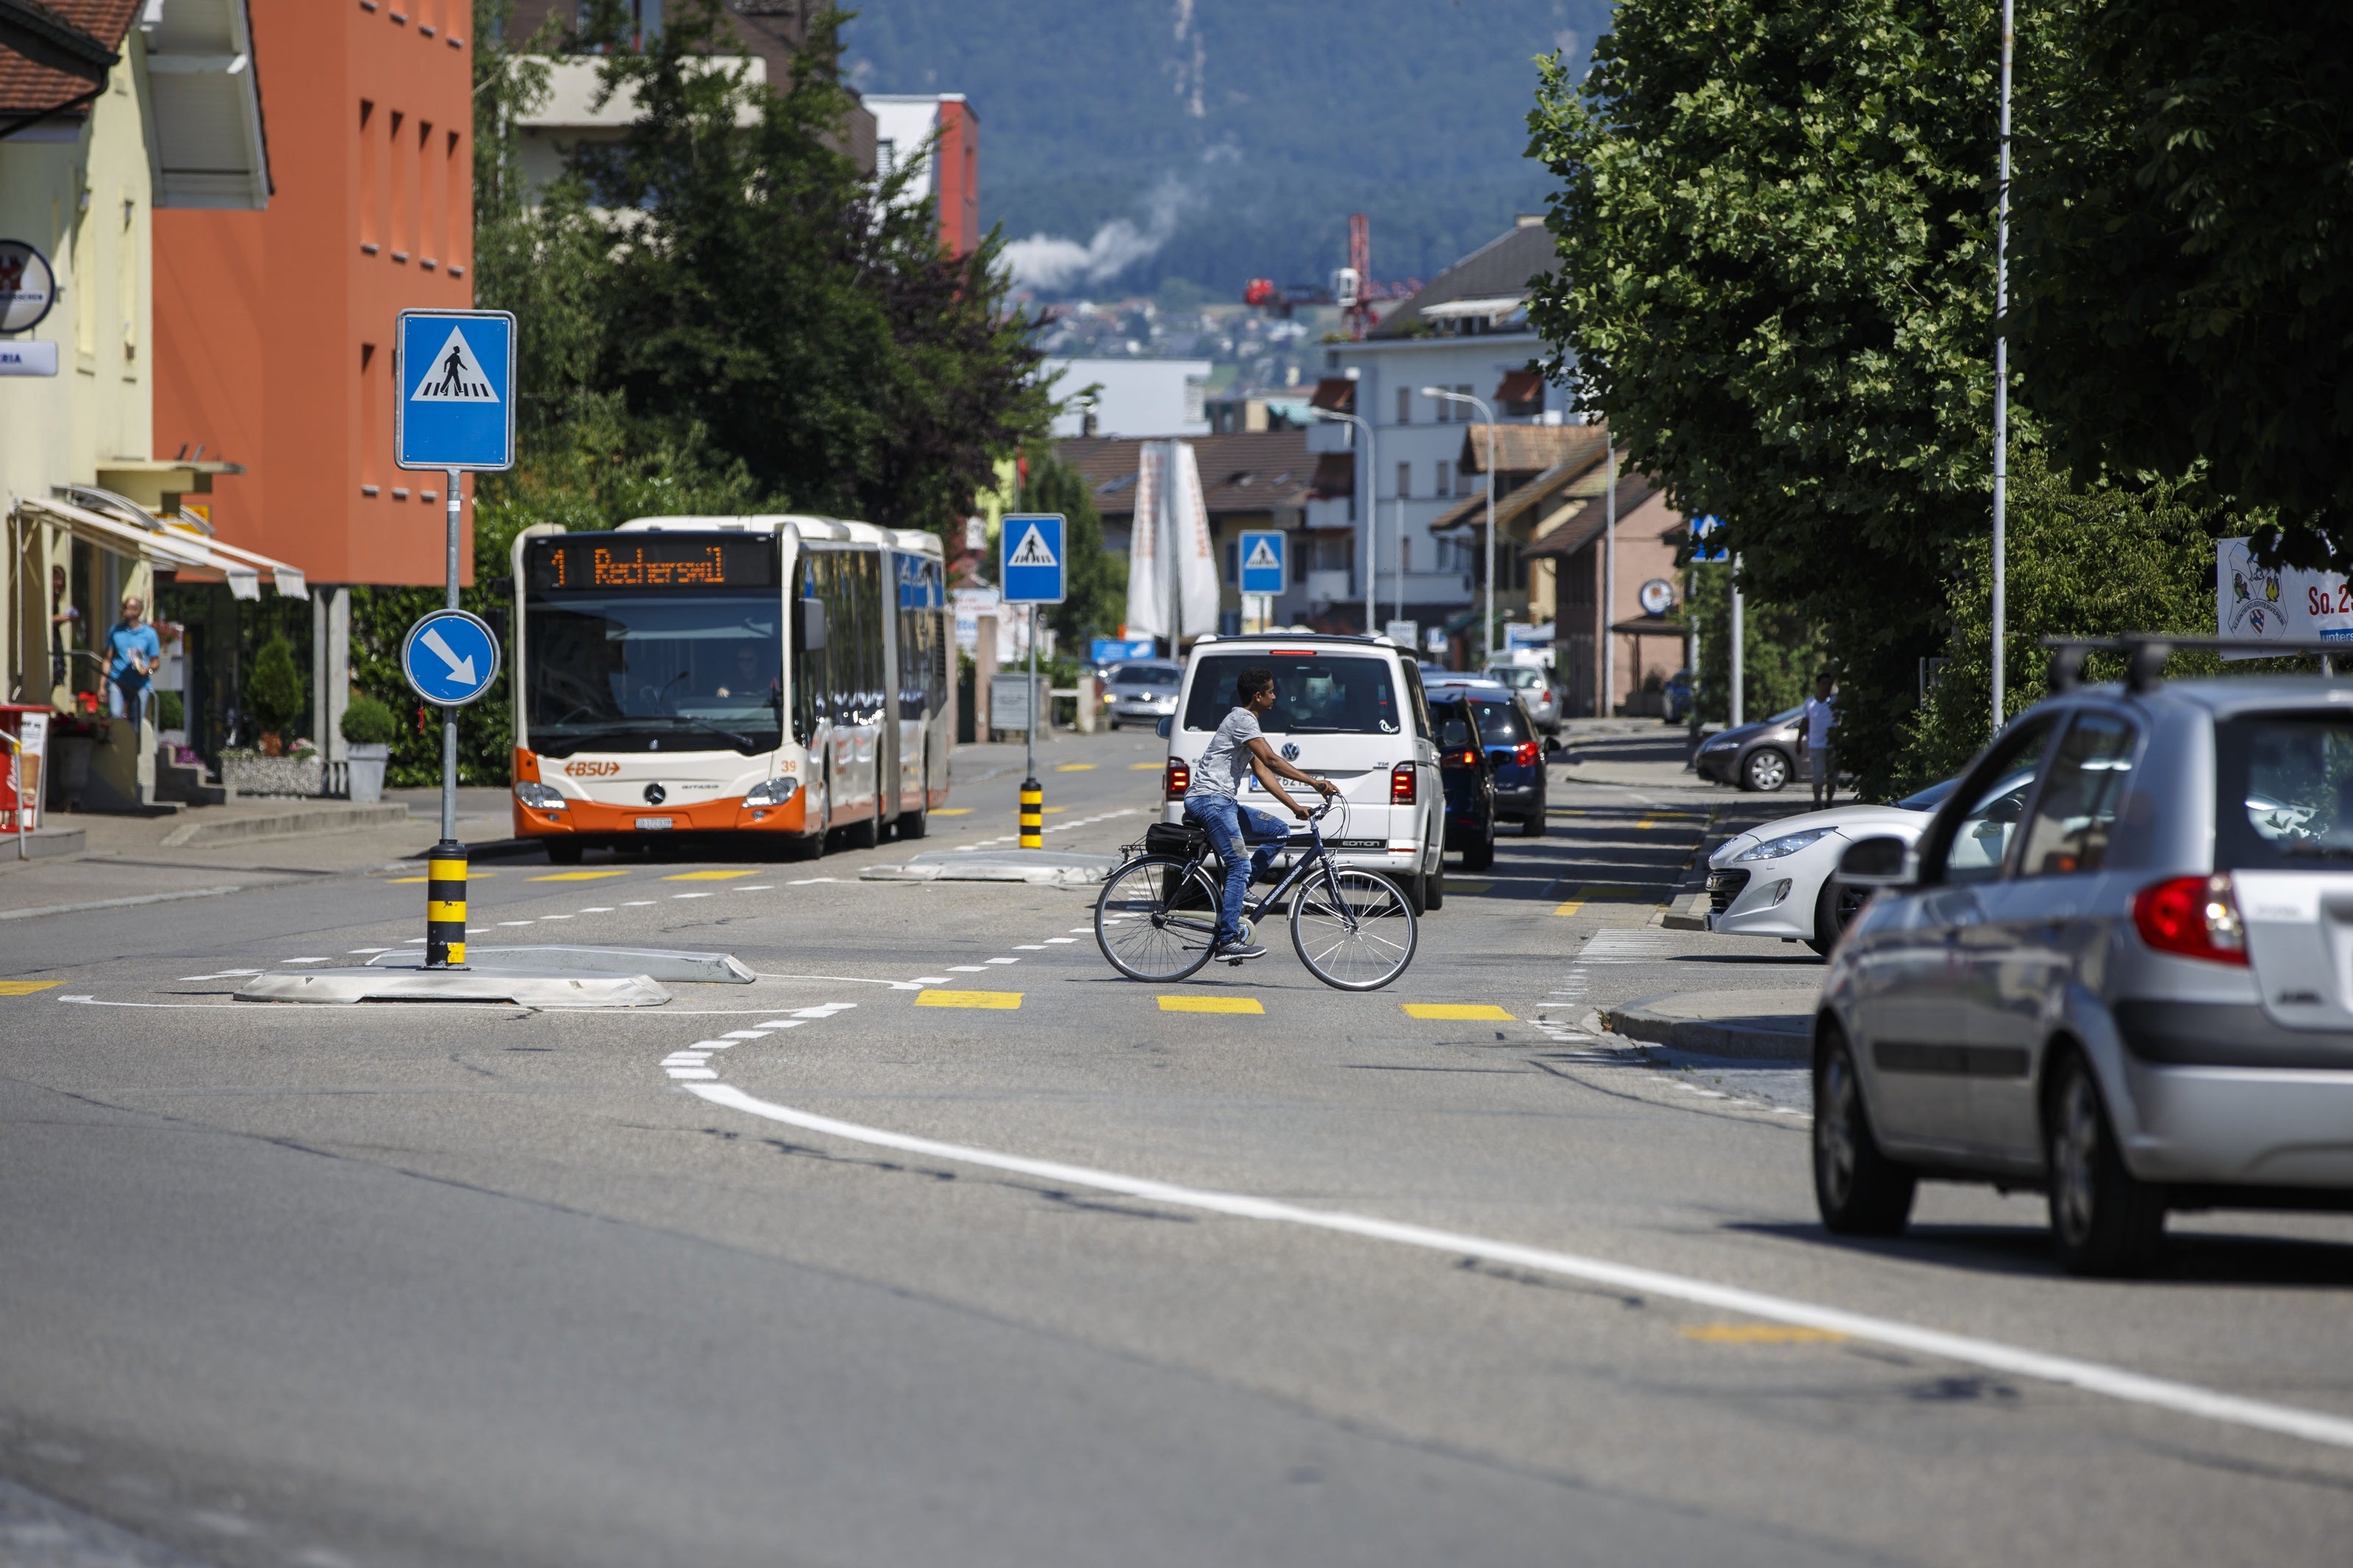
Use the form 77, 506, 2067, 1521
948, 965, 986, 973
177, 968, 264, 981
686, 1082, 2353, 1456
787, 878, 838, 885
1044, 938, 1076, 945
673, 892, 713, 900
985, 957, 1019, 965
912, 976, 951, 984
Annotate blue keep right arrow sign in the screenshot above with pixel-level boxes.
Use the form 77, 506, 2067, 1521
401, 609, 501, 707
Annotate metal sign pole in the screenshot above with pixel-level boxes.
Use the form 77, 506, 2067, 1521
1026, 603, 1038, 784
427, 468, 468, 970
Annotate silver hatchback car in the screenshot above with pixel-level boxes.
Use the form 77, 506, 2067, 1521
1815, 659, 2353, 1274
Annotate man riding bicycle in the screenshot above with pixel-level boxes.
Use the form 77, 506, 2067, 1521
1183, 667, 1337, 961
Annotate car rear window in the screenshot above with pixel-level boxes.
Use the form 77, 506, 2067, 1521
2215, 714, 2353, 870
1470, 697, 1529, 744
1108, 663, 1176, 685
1183, 652, 1402, 734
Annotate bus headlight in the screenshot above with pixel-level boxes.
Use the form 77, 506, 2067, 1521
745, 777, 800, 806
514, 781, 567, 811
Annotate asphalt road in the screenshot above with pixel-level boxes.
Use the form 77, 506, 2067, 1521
6, 726, 2353, 1568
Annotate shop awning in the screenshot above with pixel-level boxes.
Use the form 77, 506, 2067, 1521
11, 495, 304, 599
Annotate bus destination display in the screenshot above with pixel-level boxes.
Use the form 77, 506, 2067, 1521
529, 536, 776, 591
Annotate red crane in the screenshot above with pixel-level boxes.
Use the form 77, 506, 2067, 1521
1242, 214, 1422, 337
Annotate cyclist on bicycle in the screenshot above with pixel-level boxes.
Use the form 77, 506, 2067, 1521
1184, 667, 1336, 961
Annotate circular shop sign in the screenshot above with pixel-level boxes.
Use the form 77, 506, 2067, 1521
0, 240, 57, 334
1638, 577, 1676, 616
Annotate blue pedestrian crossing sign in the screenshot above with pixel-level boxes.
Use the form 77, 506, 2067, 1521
1238, 530, 1286, 595
400, 609, 501, 707
1000, 513, 1066, 604
396, 309, 515, 472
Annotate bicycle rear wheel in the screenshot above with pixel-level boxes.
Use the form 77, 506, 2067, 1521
1290, 867, 1417, 991
1096, 856, 1224, 982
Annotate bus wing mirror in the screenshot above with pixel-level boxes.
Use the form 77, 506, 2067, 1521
801, 598, 827, 651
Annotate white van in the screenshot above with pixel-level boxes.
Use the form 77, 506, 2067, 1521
1160, 634, 1449, 912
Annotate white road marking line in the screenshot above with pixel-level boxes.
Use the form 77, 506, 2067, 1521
949, 965, 986, 973
667, 1067, 718, 1080
755, 1019, 809, 1028
686, 1039, 738, 1049
465, 926, 487, 933
1015, 945, 1048, 951
539, 914, 574, 920
1068, 928, 1093, 934
749, 971, 927, 990
722, 1029, 771, 1039
673, 892, 714, 899
985, 957, 1019, 964
736, 885, 776, 891
403, 937, 427, 944
281, 957, 335, 965
662, 1055, 712, 1067
348, 948, 390, 954
579, 906, 614, 913
787, 878, 838, 885
623, 901, 657, 906
177, 968, 265, 981
1044, 938, 1076, 945
913, 976, 951, 984
496, 920, 535, 927
688, 1083, 2353, 1456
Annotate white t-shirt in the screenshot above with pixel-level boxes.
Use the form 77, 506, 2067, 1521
1188, 706, 1263, 799
1804, 694, 1835, 750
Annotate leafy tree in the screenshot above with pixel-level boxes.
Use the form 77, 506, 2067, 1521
2014, 4, 2353, 573
576, 1, 1049, 543
1527, 0, 2000, 794
246, 635, 304, 737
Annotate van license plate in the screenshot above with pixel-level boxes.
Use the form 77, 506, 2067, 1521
635, 817, 675, 831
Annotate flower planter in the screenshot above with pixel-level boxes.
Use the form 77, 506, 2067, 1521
46, 737, 93, 810
346, 742, 389, 803
221, 751, 324, 798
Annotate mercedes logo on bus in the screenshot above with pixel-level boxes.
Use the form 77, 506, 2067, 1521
643, 782, 667, 806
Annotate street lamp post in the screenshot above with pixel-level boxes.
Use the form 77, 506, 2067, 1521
1314, 405, 1377, 638
1990, 0, 2014, 735
1423, 387, 1495, 667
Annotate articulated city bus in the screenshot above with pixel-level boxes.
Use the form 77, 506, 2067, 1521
508, 516, 951, 863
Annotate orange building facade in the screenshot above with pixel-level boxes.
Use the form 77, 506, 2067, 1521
154, 0, 476, 593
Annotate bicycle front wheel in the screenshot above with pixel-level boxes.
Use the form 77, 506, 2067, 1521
1290, 867, 1418, 991
1096, 856, 1224, 982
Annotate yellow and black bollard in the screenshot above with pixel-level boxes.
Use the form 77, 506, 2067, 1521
426, 839, 468, 968
1018, 777, 1043, 848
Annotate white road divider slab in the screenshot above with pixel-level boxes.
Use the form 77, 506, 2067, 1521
860, 849, 1121, 886
364, 945, 754, 984
236, 969, 671, 1007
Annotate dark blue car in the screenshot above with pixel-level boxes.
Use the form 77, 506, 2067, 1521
1459, 684, 1546, 837
1433, 698, 1496, 870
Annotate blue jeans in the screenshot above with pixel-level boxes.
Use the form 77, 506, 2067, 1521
1184, 794, 1290, 945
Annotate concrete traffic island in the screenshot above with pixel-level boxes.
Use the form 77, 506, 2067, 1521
1600, 989, 1813, 1061
860, 848, 1121, 886
235, 945, 754, 1006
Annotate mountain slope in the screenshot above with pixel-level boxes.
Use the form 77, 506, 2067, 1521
840, 0, 1611, 298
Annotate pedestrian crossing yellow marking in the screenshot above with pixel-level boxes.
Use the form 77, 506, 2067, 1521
1553, 884, 1654, 916
1159, 995, 1264, 1014
915, 989, 1023, 1010
1681, 1323, 1849, 1345
1450, 879, 1494, 894
1402, 1003, 1515, 1021
663, 870, 757, 881
531, 870, 632, 881
1055, 763, 1097, 772
933, 807, 975, 815
0, 980, 61, 996
1042, 806, 1068, 814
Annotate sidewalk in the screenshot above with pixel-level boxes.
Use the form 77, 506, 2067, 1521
1600, 988, 1813, 1061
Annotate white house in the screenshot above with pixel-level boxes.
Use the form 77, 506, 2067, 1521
1043, 357, 1211, 440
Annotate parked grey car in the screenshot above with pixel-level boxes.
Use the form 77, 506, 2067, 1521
1695, 704, 1806, 792
1102, 660, 1181, 731
1815, 670, 2353, 1274
1482, 665, 1561, 733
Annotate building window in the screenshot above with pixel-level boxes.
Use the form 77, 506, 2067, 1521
1435, 459, 1454, 498
444, 129, 465, 273
360, 343, 379, 489
360, 102, 376, 248
1401, 537, 1413, 573
1223, 540, 1238, 585
1396, 462, 1410, 501
388, 111, 407, 259
1396, 387, 1410, 424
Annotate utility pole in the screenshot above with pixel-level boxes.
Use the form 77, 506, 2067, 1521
1315, 399, 1376, 639
1422, 387, 1495, 666
1602, 439, 1618, 717
1991, 0, 2014, 734
1729, 554, 1746, 729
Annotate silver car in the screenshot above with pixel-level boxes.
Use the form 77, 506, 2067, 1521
1482, 664, 1560, 732
1102, 660, 1180, 731
1815, 671, 2353, 1275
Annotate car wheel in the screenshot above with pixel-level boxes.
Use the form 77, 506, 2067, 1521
1521, 808, 1545, 838
2046, 1052, 2166, 1276
545, 840, 583, 866
1425, 861, 1445, 910
1813, 1023, 1916, 1235
1743, 747, 1792, 792
1404, 871, 1428, 915
1463, 828, 1494, 870
1806, 871, 1874, 956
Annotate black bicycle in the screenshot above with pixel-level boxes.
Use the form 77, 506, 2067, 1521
1093, 796, 1418, 990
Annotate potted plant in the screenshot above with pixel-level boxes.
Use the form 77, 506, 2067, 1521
246, 634, 303, 756
341, 693, 396, 803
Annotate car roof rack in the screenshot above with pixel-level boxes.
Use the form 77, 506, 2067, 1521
2041, 634, 2348, 695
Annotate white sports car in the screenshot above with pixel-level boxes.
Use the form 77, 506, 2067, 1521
1706, 769, 2034, 953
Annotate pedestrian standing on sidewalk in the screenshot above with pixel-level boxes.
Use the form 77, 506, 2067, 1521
1182, 667, 1336, 962
1804, 672, 1837, 806
49, 565, 78, 691
104, 595, 160, 723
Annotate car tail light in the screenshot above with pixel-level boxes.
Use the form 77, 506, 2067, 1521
1452, 749, 1481, 767
1164, 759, 1190, 799
1390, 763, 1417, 803
1513, 740, 1540, 767
2132, 874, 2248, 965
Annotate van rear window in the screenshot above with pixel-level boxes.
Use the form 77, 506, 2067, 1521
2215, 715, 2353, 869
1184, 654, 1402, 735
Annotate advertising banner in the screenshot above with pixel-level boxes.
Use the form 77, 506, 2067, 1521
2216, 539, 2353, 657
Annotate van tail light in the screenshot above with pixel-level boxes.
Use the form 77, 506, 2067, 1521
1512, 740, 1540, 768
1452, 749, 1481, 768
1390, 763, 1417, 804
2132, 874, 2248, 966
1165, 759, 1190, 799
